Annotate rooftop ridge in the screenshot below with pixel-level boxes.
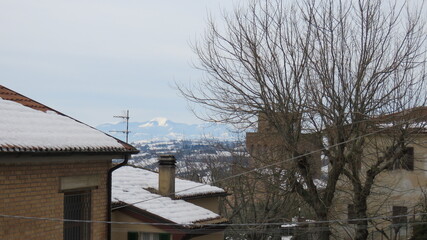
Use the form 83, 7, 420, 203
0, 85, 61, 114
0, 85, 138, 154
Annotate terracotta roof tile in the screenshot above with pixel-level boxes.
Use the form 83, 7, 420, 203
0, 85, 57, 113
374, 106, 427, 123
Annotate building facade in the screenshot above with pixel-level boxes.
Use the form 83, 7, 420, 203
332, 110, 427, 239
246, 110, 427, 239
0, 85, 138, 240
111, 156, 228, 240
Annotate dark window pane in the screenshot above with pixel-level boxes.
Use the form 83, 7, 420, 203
388, 146, 415, 171
402, 147, 414, 170
392, 206, 407, 225
64, 191, 91, 240
159, 233, 170, 240
128, 232, 138, 240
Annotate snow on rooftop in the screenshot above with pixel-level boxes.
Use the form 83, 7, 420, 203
112, 187, 220, 224
281, 223, 298, 228
112, 166, 225, 224
0, 98, 127, 152
321, 165, 328, 174
281, 236, 293, 240
113, 166, 225, 198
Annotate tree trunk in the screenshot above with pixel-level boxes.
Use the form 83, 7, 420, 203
315, 211, 331, 240
355, 219, 369, 240
354, 194, 369, 240
316, 222, 331, 240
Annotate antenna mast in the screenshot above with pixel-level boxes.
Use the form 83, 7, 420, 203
110, 110, 130, 143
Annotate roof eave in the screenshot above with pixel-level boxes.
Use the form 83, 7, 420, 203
0, 148, 139, 156
177, 192, 230, 200
113, 203, 228, 230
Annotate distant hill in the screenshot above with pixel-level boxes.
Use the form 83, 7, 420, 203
96, 117, 239, 143
129, 138, 246, 172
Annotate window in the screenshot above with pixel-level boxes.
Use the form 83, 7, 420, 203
394, 147, 414, 171
347, 204, 357, 224
158, 233, 171, 240
64, 191, 91, 240
392, 206, 407, 225
249, 144, 254, 154
128, 232, 138, 240
128, 232, 171, 240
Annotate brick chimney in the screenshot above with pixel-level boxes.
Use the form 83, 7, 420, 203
158, 155, 176, 198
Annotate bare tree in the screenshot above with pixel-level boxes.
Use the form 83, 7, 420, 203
410, 188, 427, 239
220, 148, 309, 240
178, 0, 426, 239
177, 141, 304, 240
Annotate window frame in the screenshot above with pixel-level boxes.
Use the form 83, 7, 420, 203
400, 147, 414, 170
388, 146, 414, 171
392, 205, 408, 225
63, 190, 92, 240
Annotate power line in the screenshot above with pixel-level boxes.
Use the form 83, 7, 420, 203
112, 111, 427, 210
3, 109, 426, 229
0, 212, 426, 227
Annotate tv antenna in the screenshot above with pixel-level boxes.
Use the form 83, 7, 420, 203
110, 110, 130, 143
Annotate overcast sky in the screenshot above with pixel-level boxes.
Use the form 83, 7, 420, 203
0, 0, 241, 126
1, 0, 424, 127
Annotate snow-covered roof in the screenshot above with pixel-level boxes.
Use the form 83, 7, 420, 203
0, 85, 137, 154
114, 165, 225, 198
112, 165, 227, 225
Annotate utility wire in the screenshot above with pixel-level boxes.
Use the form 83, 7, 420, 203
2, 110, 426, 227
0, 212, 426, 227
112, 111, 427, 210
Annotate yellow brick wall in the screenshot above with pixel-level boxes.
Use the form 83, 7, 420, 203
0, 157, 112, 240
331, 134, 427, 239
246, 131, 322, 178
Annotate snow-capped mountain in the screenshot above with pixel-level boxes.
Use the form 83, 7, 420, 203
96, 117, 239, 143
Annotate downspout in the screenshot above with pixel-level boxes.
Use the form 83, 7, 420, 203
107, 154, 129, 240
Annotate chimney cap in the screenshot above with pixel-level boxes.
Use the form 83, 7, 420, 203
158, 155, 176, 166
